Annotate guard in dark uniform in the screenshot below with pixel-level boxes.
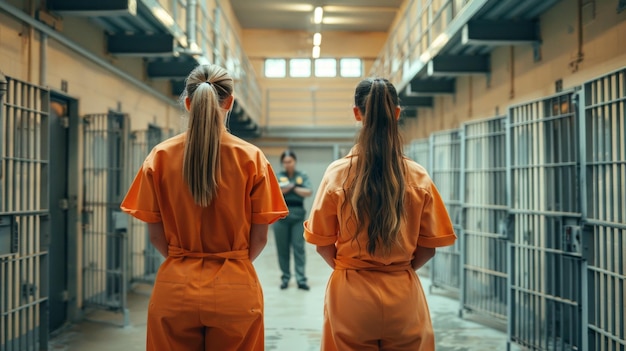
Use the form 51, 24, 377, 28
274, 150, 313, 290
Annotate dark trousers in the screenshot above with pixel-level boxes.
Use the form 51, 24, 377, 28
273, 214, 307, 285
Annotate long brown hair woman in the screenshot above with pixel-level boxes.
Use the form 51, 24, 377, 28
304, 78, 457, 350
121, 64, 288, 351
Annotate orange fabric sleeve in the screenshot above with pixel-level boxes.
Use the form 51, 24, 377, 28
303, 177, 339, 246
120, 159, 162, 223
250, 157, 289, 224
417, 182, 457, 248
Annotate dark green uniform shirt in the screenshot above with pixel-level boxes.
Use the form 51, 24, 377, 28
277, 170, 311, 220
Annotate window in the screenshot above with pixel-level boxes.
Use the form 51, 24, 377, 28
264, 59, 286, 78
340, 58, 363, 77
290, 59, 311, 77
315, 58, 337, 77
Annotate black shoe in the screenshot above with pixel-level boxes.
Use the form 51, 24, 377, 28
280, 282, 288, 290
297, 283, 310, 291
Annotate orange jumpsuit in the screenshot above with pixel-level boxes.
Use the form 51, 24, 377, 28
304, 150, 456, 351
121, 132, 288, 351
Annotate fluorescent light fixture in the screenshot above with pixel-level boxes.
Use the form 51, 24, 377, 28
314, 6, 324, 24
313, 32, 322, 46
312, 45, 320, 58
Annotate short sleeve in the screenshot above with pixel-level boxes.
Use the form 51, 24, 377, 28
301, 172, 312, 189
250, 157, 289, 224
303, 176, 339, 246
120, 160, 162, 223
417, 182, 457, 248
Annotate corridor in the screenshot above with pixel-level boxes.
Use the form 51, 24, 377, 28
49, 232, 516, 351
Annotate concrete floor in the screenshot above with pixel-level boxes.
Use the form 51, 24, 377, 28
50, 232, 518, 351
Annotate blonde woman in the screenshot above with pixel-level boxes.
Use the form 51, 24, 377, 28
304, 78, 456, 350
121, 64, 288, 350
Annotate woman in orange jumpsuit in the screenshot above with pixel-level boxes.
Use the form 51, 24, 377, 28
304, 78, 457, 351
121, 64, 288, 351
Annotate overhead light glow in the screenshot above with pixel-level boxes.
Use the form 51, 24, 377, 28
313, 32, 322, 46
314, 6, 324, 24
312, 45, 320, 58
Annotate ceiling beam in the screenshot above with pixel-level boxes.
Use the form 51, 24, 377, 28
400, 96, 434, 108
408, 79, 456, 95
47, 0, 136, 16
427, 55, 490, 76
170, 79, 185, 96
462, 20, 539, 46
108, 34, 175, 56
147, 59, 198, 79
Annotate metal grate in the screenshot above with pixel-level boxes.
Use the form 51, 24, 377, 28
408, 138, 430, 170
507, 91, 583, 351
0, 77, 50, 350
580, 68, 626, 351
81, 113, 129, 326
128, 126, 164, 285
461, 116, 508, 323
429, 129, 462, 295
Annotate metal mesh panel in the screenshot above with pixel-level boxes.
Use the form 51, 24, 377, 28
0, 77, 49, 351
407, 138, 431, 277
82, 113, 129, 325
461, 116, 508, 322
508, 91, 583, 351
581, 68, 626, 351
429, 130, 462, 294
408, 138, 430, 170
128, 126, 164, 285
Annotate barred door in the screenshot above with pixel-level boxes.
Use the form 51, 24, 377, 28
580, 68, 626, 351
82, 113, 129, 326
507, 91, 583, 350
128, 125, 164, 285
461, 116, 508, 324
429, 130, 462, 296
0, 76, 50, 350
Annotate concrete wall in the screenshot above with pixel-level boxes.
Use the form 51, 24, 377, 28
242, 29, 388, 127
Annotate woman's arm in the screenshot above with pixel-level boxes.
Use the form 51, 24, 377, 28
249, 223, 269, 261
316, 244, 337, 269
293, 186, 312, 197
148, 222, 168, 258
411, 246, 435, 270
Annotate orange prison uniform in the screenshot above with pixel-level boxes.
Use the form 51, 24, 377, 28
121, 132, 288, 351
304, 150, 456, 351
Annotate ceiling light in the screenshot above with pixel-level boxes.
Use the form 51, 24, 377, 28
314, 6, 324, 24
313, 32, 322, 46
312, 46, 320, 58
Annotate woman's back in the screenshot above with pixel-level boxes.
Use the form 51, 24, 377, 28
138, 132, 282, 254
310, 152, 451, 266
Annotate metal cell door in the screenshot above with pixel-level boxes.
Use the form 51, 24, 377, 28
128, 125, 163, 285
47, 97, 70, 332
580, 67, 626, 351
82, 113, 129, 326
406, 138, 432, 278
408, 138, 430, 170
461, 116, 508, 325
507, 91, 583, 351
429, 129, 462, 296
0, 75, 50, 350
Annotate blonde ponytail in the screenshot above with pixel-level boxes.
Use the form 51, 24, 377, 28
181, 65, 234, 206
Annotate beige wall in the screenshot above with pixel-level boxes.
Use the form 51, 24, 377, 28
402, 0, 626, 139
242, 29, 388, 127
0, 13, 181, 131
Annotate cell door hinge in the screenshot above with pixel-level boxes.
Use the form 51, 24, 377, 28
59, 198, 69, 210
60, 116, 70, 128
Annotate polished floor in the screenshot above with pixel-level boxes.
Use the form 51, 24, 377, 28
50, 231, 517, 351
